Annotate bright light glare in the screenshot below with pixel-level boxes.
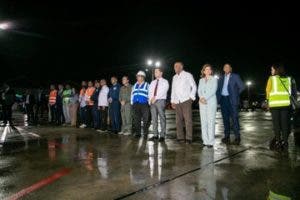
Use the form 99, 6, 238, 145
155, 61, 161, 67
0, 22, 11, 30
147, 59, 153, 66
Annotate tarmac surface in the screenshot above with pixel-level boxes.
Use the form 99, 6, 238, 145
1, 110, 300, 199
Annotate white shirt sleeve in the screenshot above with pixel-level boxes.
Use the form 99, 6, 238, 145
148, 81, 154, 100
188, 73, 197, 100
130, 84, 135, 105
171, 76, 176, 104
198, 79, 203, 98
165, 79, 170, 95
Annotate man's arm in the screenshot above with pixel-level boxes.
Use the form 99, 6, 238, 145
189, 74, 197, 101
148, 81, 154, 101
170, 77, 175, 104
236, 74, 246, 94
291, 77, 298, 100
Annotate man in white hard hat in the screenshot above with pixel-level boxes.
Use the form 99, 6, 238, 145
131, 70, 150, 138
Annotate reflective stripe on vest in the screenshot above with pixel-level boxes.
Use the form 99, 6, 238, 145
63, 89, 72, 104
49, 90, 57, 105
132, 82, 149, 104
268, 190, 291, 200
85, 87, 95, 106
269, 76, 291, 108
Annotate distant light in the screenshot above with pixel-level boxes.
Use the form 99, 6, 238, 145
145, 69, 149, 72
246, 81, 252, 86
0, 22, 11, 30
147, 59, 153, 66
214, 75, 219, 79
155, 61, 161, 67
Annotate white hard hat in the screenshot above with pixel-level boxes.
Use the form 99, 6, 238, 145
136, 70, 146, 77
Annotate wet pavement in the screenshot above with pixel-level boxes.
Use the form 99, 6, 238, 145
1, 110, 300, 199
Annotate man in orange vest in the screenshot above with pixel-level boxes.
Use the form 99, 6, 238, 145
85, 81, 96, 127
48, 84, 57, 124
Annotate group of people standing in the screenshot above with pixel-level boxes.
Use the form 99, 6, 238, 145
45, 61, 297, 149
0, 61, 296, 152
46, 61, 249, 147
171, 62, 245, 147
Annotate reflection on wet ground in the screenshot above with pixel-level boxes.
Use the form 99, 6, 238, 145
1, 110, 300, 199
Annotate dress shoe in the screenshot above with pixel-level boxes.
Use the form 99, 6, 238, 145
143, 134, 148, 139
233, 138, 241, 145
177, 139, 185, 143
186, 139, 192, 144
221, 137, 230, 144
148, 136, 159, 141
280, 141, 288, 151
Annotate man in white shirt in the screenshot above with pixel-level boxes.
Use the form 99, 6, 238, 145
148, 68, 169, 142
171, 61, 197, 144
98, 79, 110, 132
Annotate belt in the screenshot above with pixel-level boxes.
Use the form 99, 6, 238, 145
133, 102, 148, 105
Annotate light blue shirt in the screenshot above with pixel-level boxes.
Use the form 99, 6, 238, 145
221, 73, 231, 96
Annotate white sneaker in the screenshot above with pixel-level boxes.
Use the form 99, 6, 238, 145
118, 132, 123, 135
79, 124, 87, 128
123, 132, 130, 136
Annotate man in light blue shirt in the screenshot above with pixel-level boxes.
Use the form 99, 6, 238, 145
217, 64, 245, 145
221, 74, 231, 96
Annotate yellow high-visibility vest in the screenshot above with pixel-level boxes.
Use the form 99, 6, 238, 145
268, 75, 291, 108
267, 190, 291, 200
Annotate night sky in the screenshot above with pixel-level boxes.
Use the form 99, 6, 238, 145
0, 1, 299, 94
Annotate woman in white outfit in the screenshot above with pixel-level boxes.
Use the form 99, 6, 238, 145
198, 64, 218, 148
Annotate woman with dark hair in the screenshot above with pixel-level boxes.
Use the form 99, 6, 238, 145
266, 64, 297, 150
198, 64, 218, 148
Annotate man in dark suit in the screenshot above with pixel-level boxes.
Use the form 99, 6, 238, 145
217, 63, 245, 145
24, 89, 36, 124
1, 83, 15, 126
108, 76, 121, 134
35, 87, 48, 123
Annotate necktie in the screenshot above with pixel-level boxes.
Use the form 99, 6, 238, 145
154, 79, 159, 97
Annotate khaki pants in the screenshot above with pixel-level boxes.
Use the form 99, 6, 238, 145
175, 99, 193, 140
70, 103, 79, 127
121, 103, 132, 133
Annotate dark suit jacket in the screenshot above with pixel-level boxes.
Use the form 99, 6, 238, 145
1, 88, 15, 106
108, 83, 121, 103
217, 73, 245, 106
24, 94, 36, 105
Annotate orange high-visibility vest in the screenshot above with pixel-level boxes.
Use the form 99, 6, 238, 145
49, 90, 57, 105
85, 87, 95, 106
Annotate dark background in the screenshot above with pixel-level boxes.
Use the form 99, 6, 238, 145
0, 1, 299, 95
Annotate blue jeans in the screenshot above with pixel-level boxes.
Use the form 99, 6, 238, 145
110, 101, 121, 132
92, 105, 100, 129
80, 106, 87, 125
